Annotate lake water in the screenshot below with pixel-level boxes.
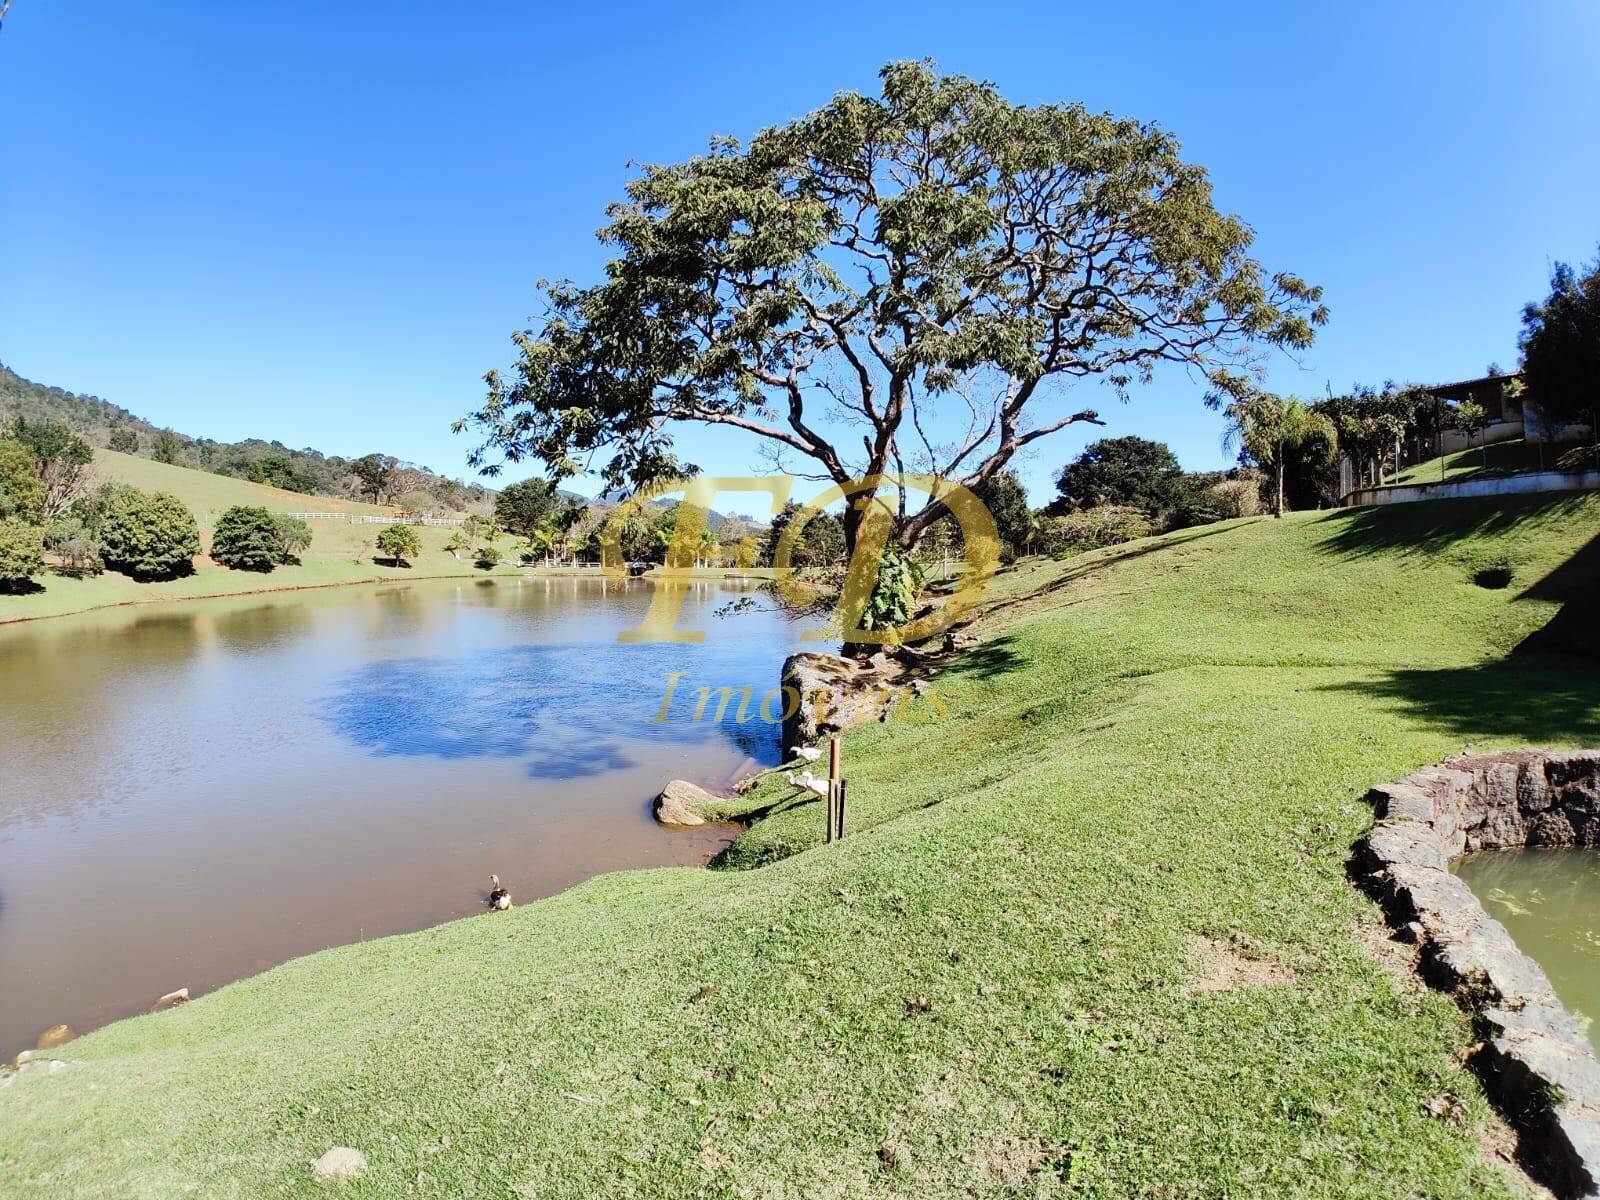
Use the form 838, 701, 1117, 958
0, 577, 813, 1059
1456, 848, 1600, 1053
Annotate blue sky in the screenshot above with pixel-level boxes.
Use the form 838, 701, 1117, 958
2, 1, 1597, 505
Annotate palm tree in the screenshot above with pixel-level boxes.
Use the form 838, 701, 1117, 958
1223, 393, 1336, 517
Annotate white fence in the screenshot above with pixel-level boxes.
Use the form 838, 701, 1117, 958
274, 512, 468, 527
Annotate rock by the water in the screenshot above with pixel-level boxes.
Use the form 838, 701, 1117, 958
151, 987, 190, 1012
310, 1147, 368, 1182
35, 1024, 74, 1051
654, 780, 714, 827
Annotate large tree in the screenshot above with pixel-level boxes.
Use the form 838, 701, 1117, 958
1519, 253, 1600, 427
9, 418, 92, 518
460, 61, 1324, 554
1051, 435, 1182, 518
351, 454, 399, 504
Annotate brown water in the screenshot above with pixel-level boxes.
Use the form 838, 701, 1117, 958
1456, 848, 1600, 1053
0, 577, 810, 1059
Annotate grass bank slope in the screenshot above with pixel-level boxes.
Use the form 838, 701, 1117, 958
5, 496, 1600, 1198
1, 451, 522, 623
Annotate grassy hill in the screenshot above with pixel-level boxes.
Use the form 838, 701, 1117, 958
4, 494, 1598, 1197
0, 359, 493, 513
0, 451, 525, 624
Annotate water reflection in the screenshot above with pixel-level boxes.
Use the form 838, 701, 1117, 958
324, 639, 786, 777
0, 577, 809, 1057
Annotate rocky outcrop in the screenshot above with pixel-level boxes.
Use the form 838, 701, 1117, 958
779, 651, 912, 759
653, 779, 715, 827
1355, 751, 1600, 1198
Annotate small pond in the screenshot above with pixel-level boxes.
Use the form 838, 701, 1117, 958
1456, 847, 1600, 1053
0, 576, 814, 1059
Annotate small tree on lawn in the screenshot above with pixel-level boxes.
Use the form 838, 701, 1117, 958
0, 518, 44, 592
108, 427, 140, 454
211, 506, 285, 571
271, 514, 313, 563
375, 524, 422, 567
1221, 393, 1335, 517
474, 543, 502, 570
445, 528, 472, 560
1449, 398, 1490, 471
99, 487, 201, 579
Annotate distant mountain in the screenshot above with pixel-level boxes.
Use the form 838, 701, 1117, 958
0, 360, 494, 515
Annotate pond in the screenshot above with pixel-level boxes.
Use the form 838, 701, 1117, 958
0, 577, 814, 1059
1456, 847, 1600, 1053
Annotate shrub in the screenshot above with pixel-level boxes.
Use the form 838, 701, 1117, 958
211, 506, 284, 571
376, 524, 423, 566
474, 543, 502, 570
1038, 505, 1153, 557
0, 518, 44, 591
1207, 478, 1262, 520
108, 427, 140, 454
271, 514, 313, 563
43, 516, 102, 576
99, 487, 200, 580
859, 542, 924, 638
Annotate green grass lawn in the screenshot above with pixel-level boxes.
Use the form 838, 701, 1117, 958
0, 451, 533, 623
4, 496, 1600, 1197
1394, 437, 1599, 485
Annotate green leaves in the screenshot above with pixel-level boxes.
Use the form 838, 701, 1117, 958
98, 486, 201, 580
464, 60, 1324, 523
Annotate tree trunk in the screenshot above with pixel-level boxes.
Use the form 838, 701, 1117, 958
1274, 444, 1285, 517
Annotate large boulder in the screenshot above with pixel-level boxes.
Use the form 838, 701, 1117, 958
654, 780, 715, 827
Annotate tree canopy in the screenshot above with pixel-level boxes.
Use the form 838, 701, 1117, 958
461, 61, 1324, 551
211, 506, 285, 572
1519, 252, 1600, 424
1051, 436, 1182, 518
98, 486, 201, 579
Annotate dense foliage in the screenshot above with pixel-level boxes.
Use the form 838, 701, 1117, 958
0, 437, 45, 522
494, 477, 566, 537
97, 486, 201, 580
211, 506, 287, 571
464, 61, 1323, 554
1038, 505, 1154, 556
761, 501, 846, 569
1519, 252, 1600, 425
1052, 437, 1183, 518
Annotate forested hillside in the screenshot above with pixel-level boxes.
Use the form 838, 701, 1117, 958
0, 361, 493, 516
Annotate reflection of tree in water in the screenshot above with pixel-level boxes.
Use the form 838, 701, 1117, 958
323, 641, 787, 776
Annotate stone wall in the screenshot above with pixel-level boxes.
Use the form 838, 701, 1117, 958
1355, 751, 1600, 1197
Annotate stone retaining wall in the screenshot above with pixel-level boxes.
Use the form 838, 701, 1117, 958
1355, 751, 1600, 1197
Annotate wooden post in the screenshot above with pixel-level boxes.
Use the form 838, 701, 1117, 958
827, 737, 841, 843
836, 779, 847, 839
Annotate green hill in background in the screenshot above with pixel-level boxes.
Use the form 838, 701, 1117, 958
0, 360, 493, 515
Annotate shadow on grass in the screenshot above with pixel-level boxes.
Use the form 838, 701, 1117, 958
1319, 655, 1600, 745
1316, 494, 1594, 559
1513, 530, 1600, 658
